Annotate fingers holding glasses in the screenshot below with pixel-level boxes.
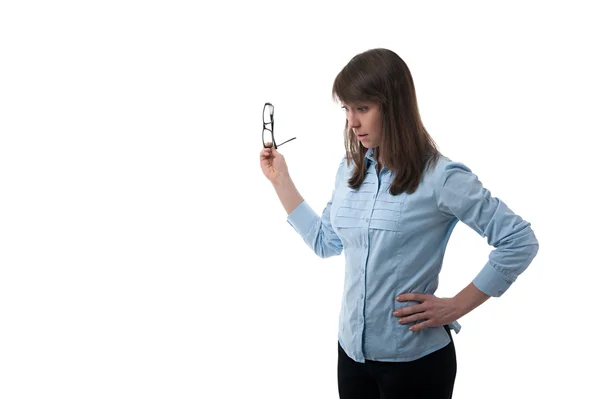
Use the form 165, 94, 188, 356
260, 144, 273, 159
262, 142, 272, 151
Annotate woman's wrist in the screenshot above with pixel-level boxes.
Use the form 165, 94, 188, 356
271, 172, 292, 188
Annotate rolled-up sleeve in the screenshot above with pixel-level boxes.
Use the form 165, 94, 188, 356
435, 161, 539, 297
286, 159, 345, 258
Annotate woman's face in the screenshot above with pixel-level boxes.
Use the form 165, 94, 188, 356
342, 101, 382, 149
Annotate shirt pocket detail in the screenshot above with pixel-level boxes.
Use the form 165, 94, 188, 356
370, 201, 402, 232
334, 192, 406, 234
335, 205, 369, 229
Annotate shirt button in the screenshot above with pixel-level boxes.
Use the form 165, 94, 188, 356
365, 218, 369, 222
364, 244, 368, 249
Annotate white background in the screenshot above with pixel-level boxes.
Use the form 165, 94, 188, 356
1, 1, 598, 398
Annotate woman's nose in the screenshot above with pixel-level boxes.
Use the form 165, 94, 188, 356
347, 114, 360, 128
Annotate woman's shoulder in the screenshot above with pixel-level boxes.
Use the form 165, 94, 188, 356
425, 153, 478, 190
336, 153, 355, 172
335, 154, 352, 182
428, 153, 473, 174
424, 153, 450, 179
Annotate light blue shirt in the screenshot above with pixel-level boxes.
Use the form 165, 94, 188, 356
286, 148, 539, 363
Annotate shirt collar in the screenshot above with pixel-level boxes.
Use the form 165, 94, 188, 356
365, 148, 377, 164
364, 148, 388, 173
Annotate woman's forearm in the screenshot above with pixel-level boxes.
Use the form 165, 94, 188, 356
272, 174, 304, 215
453, 282, 491, 318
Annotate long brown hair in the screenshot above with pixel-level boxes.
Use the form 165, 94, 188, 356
332, 48, 441, 195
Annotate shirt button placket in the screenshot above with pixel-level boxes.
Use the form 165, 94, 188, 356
361, 193, 374, 345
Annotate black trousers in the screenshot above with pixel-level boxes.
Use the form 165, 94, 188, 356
337, 325, 457, 399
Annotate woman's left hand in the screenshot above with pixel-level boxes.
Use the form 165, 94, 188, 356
393, 293, 462, 332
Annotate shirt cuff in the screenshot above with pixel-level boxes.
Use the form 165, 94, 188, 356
472, 261, 514, 297
286, 200, 320, 236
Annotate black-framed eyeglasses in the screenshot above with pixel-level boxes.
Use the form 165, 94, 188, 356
262, 102, 296, 149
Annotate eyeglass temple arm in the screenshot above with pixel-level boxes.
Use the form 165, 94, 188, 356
276, 137, 297, 147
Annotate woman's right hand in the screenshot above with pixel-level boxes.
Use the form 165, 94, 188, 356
260, 143, 290, 184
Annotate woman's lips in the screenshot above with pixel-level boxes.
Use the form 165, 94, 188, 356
357, 134, 368, 141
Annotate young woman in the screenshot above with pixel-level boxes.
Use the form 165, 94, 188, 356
259, 48, 539, 399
